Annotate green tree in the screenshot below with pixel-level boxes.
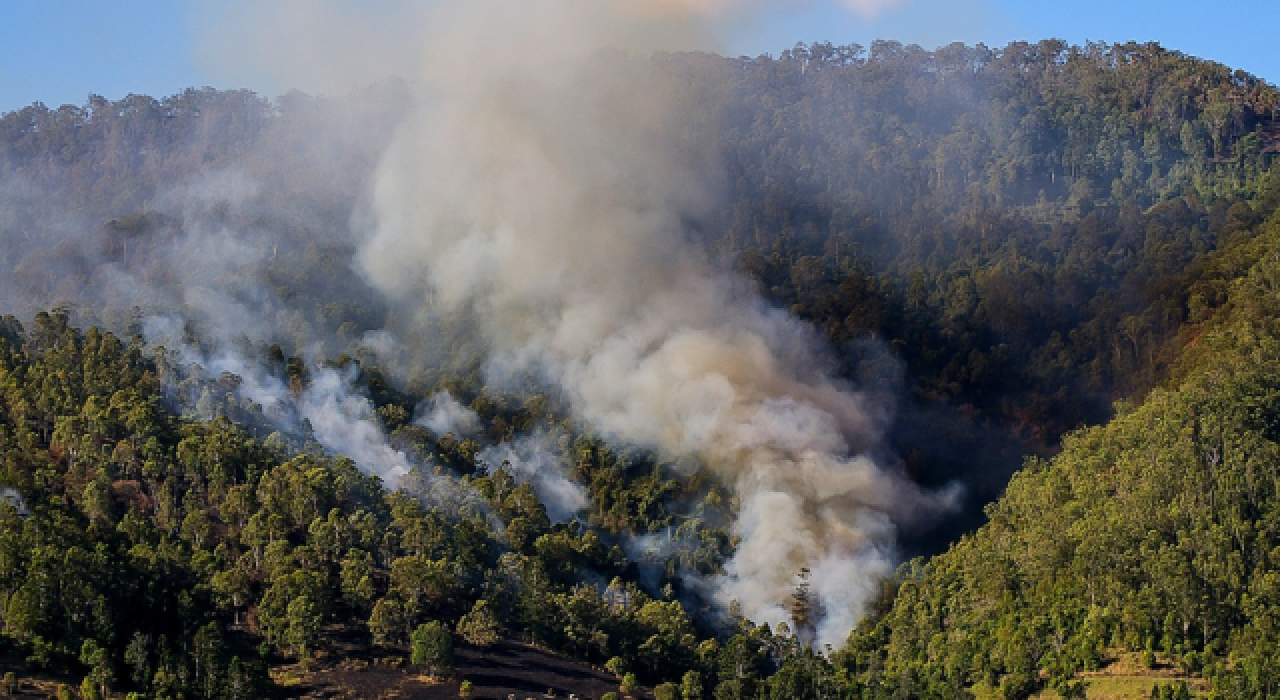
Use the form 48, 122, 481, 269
339, 549, 377, 610
681, 670, 703, 699
192, 621, 226, 689
411, 621, 454, 676
369, 597, 408, 649
605, 656, 628, 678
790, 568, 812, 646
457, 599, 501, 647
620, 672, 640, 696
391, 555, 459, 615
286, 597, 323, 659
79, 639, 113, 700
81, 476, 114, 525
634, 600, 697, 675
713, 678, 748, 700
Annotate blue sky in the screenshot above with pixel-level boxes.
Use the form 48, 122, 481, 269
1, 0, 1275, 114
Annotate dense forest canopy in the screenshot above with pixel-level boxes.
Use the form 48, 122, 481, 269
3, 39, 1278, 530
0, 38, 1279, 698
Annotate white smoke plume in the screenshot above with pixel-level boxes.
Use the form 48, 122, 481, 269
326, 0, 960, 648
0, 488, 29, 517
297, 366, 412, 483
623, 527, 697, 592
144, 315, 412, 484
414, 391, 481, 438
477, 431, 587, 524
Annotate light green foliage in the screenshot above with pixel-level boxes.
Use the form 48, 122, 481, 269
456, 599, 501, 647
286, 597, 322, 659
411, 621, 454, 676
369, 598, 408, 649
681, 670, 703, 699
339, 549, 377, 610
391, 555, 460, 615
79, 639, 113, 699
605, 656, 628, 678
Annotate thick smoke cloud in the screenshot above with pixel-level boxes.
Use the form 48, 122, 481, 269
340, 0, 957, 647
0, 0, 954, 649
296, 367, 413, 483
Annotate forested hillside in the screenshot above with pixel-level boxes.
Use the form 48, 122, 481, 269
838, 205, 1280, 699
0, 311, 723, 698
0, 38, 1279, 698
4, 40, 1278, 533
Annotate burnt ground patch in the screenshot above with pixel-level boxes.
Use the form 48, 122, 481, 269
275, 635, 642, 700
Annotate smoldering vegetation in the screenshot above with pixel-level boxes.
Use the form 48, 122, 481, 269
1, 13, 1275, 648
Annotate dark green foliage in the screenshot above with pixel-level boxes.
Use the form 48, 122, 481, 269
0, 317, 273, 696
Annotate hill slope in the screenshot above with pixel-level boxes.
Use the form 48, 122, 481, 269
0, 40, 1278, 699
830, 210, 1280, 698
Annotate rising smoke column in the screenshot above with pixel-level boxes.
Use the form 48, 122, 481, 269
352, 0, 956, 647
143, 315, 414, 484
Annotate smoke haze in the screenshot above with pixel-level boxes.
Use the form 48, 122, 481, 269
0, 0, 962, 649
415, 391, 482, 438
143, 315, 413, 484
478, 431, 587, 524
318, 0, 955, 647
